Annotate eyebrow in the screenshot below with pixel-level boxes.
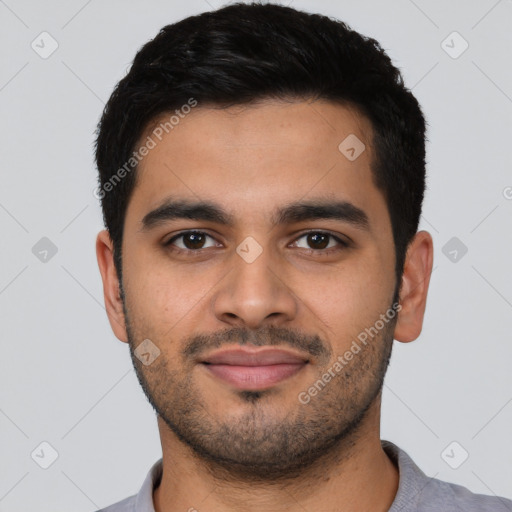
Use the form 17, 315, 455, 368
141, 196, 370, 232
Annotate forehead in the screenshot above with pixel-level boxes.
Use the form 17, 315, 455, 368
127, 99, 388, 228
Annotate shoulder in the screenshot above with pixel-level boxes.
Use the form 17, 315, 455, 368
382, 440, 512, 512
94, 494, 137, 512
93, 457, 162, 512
419, 476, 512, 511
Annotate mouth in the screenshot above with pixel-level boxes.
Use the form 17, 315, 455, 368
200, 347, 309, 391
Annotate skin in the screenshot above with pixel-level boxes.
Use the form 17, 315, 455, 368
96, 98, 433, 512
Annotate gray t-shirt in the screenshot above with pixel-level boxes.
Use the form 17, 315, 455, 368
96, 440, 512, 511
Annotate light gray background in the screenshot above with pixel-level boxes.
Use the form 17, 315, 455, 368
1, 0, 511, 510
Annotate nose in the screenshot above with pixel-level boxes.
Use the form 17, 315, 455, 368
212, 240, 298, 330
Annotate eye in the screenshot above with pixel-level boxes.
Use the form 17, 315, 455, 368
290, 231, 349, 253
165, 231, 218, 251
164, 229, 349, 256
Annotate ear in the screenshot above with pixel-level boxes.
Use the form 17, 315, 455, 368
394, 230, 434, 343
96, 230, 128, 343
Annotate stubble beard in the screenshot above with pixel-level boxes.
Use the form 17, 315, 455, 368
121, 284, 396, 484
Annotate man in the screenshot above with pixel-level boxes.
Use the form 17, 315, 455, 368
93, 3, 512, 511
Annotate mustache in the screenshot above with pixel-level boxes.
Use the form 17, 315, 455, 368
182, 325, 331, 362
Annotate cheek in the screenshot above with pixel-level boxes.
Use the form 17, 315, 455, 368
125, 256, 220, 328
302, 257, 394, 336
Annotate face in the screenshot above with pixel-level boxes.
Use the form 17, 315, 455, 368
101, 99, 405, 481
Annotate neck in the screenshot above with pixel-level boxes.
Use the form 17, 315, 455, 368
153, 399, 399, 512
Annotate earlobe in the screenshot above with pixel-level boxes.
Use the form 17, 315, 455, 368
393, 230, 434, 343
96, 230, 129, 342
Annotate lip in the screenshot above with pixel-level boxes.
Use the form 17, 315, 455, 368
200, 347, 309, 391
202, 347, 309, 366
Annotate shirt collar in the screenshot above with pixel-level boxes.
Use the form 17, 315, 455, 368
135, 457, 162, 512
382, 440, 432, 511
134, 440, 428, 511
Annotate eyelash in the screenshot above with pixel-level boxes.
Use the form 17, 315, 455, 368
164, 230, 349, 257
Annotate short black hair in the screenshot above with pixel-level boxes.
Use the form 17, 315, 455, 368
95, 2, 427, 287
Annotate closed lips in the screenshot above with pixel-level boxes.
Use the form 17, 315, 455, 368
202, 349, 309, 366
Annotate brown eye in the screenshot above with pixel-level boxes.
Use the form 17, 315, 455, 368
182, 232, 207, 249
166, 231, 217, 251
293, 231, 347, 252
306, 232, 330, 249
